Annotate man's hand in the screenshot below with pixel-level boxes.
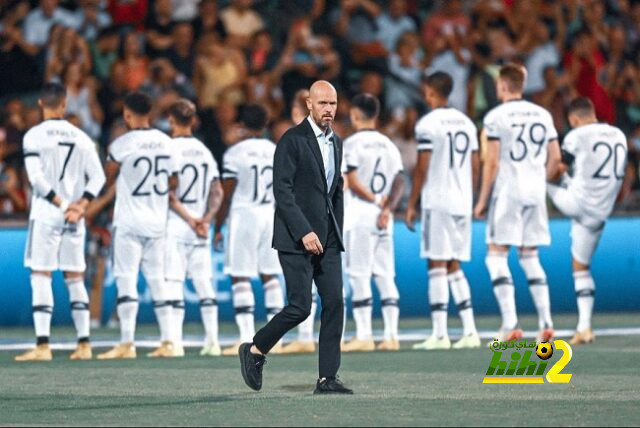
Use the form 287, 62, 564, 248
377, 207, 391, 230
404, 206, 417, 231
302, 231, 323, 255
64, 206, 83, 224
194, 219, 209, 239
473, 200, 487, 219
213, 231, 224, 252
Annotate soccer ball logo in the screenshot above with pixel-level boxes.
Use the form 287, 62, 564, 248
536, 342, 554, 360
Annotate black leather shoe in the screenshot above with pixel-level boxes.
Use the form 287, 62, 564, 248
239, 343, 266, 391
313, 377, 353, 395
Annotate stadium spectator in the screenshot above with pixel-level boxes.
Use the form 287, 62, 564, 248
192, 0, 227, 41
21, 0, 75, 55
45, 26, 91, 83
90, 26, 120, 82
332, 0, 385, 68
97, 61, 128, 144
376, 0, 417, 53
0, 1, 40, 94
171, 0, 199, 22
63, 61, 103, 140
385, 32, 423, 115
107, 0, 148, 30
70, 0, 112, 42
115, 31, 149, 91
421, 0, 470, 48
166, 22, 195, 79
220, 0, 264, 50
144, 0, 174, 58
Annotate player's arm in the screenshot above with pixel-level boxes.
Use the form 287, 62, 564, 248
405, 151, 430, 231
202, 179, 224, 224
471, 151, 481, 197
546, 138, 563, 182
104, 160, 120, 189
345, 169, 380, 205
85, 184, 116, 222
378, 172, 405, 230
213, 178, 237, 249
474, 137, 500, 218
23, 142, 69, 211
68, 144, 107, 223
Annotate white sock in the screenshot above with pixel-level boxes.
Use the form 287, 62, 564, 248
232, 281, 255, 342
574, 270, 595, 332
298, 298, 317, 343
193, 277, 219, 347
153, 302, 173, 342
116, 276, 139, 344
486, 252, 518, 331
428, 268, 449, 339
66, 277, 90, 341
263, 278, 284, 322
374, 275, 400, 341
350, 275, 373, 340
172, 300, 185, 348
31, 274, 53, 343
519, 251, 553, 330
448, 270, 477, 336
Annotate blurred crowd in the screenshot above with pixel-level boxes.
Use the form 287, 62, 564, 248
1, 0, 640, 219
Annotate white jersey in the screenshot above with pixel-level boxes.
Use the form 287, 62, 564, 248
222, 138, 275, 211
415, 107, 478, 216
168, 136, 219, 242
23, 118, 105, 226
562, 123, 627, 221
483, 100, 558, 205
343, 130, 403, 230
108, 129, 177, 238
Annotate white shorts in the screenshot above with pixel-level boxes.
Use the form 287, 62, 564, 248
113, 229, 165, 281
345, 227, 395, 278
548, 183, 605, 265
225, 208, 281, 277
24, 220, 86, 272
486, 196, 550, 247
420, 210, 471, 261
165, 236, 212, 281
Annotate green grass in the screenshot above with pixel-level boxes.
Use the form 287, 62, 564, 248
1, 314, 639, 426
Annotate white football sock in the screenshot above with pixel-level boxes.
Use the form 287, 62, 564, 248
232, 281, 255, 342
31, 273, 53, 343
448, 270, 477, 336
486, 252, 518, 331
193, 277, 219, 347
574, 270, 595, 332
374, 275, 400, 341
298, 297, 317, 343
519, 251, 553, 330
165, 280, 184, 347
147, 277, 173, 343
66, 277, 90, 341
350, 275, 373, 340
116, 276, 139, 344
428, 268, 449, 339
263, 278, 284, 322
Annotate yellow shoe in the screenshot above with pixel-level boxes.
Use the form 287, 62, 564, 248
570, 328, 595, 345
341, 338, 375, 352
200, 344, 222, 357
15, 344, 52, 362
279, 340, 316, 354
173, 345, 185, 358
376, 339, 400, 351
147, 341, 175, 358
97, 342, 137, 360
269, 342, 285, 355
70, 342, 92, 360
413, 335, 451, 351
222, 342, 241, 356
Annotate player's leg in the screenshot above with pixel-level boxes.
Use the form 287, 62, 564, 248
486, 196, 522, 342
518, 247, 554, 342
521, 202, 554, 342
569, 220, 603, 345
188, 242, 220, 356
372, 231, 400, 351
224, 277, 256, 355
97, 230, 141, 360
142, 236, 175, 358
165, 237, 189, 357
448, 261, 480, 349
342, 227, 375, 352
414, 210, 452, 350
16, 221, 60, 361
60, 224, 92, 359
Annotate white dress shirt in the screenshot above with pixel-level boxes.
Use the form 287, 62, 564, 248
307, 116, 335, 192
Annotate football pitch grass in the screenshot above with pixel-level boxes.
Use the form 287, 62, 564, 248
1, 313, 639, 426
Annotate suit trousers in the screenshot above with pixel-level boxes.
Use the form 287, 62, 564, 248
253, 229, 344, 378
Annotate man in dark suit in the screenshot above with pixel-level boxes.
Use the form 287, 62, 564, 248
238, 80, 352, 395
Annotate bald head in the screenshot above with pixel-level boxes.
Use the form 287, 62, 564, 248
306, 80, 338, 131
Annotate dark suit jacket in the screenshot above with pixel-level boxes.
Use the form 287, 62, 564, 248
272, 118, 344, 254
